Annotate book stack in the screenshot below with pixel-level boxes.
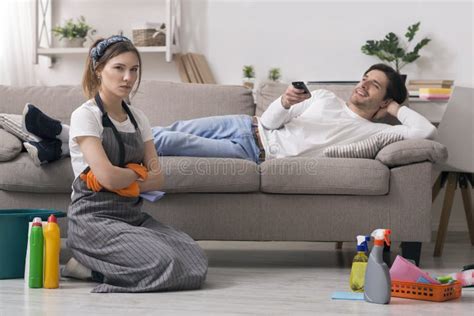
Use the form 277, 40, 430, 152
407, 80, 454, 100
419, 88, 452, 100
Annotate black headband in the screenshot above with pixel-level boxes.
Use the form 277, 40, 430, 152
90, 35, 132, 68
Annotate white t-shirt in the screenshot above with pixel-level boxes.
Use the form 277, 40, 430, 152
257, 89, 437, 160
69, 99, 153, 179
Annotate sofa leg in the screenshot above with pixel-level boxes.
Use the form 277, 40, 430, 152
400, 242, 422, 267
383, 244, 391, 267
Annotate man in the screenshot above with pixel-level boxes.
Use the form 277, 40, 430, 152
22, 64, 436, 165
151, 63, 436, 162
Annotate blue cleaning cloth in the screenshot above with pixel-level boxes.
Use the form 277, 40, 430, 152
331, 292, 364, 300
140, 190, 165, 202
416, 276, 431, 284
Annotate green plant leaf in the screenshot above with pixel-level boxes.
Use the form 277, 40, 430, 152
394, 47, 406, 58
375, 51, 395, 62
381, 33, 400, 54
52, 16, 94, 40
360, 22, 430, 72
413, 38, 431, 54
402, 52, 420, 63
405, 22, 420, 42
361, 40, 381, 56
268, 68, 281, 81
242, 65, 255, 78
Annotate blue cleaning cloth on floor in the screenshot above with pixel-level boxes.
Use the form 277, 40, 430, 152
140, 191, 165, 202
331, 292, 364, 300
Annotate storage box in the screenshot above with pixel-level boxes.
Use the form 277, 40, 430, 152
391, 280, 462, 302
0, 209, 66, 279
132, 22, 166, 46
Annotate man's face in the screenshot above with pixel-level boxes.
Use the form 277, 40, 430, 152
349, 70, 389, 112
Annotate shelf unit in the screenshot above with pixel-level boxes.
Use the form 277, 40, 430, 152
34, 0, 181, 66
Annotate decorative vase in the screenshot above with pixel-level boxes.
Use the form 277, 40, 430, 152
400, 74, 407, 84
58, 38, 86, 48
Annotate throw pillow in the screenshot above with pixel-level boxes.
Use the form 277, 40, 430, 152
0, 128, 23, 161
324, 133, 404, 159
375, 139, 448, 167
0, 114, 40, 142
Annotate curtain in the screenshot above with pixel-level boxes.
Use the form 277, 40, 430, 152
0, 0, 37, 86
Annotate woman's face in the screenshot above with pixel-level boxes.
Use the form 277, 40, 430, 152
98, 52, 139, 99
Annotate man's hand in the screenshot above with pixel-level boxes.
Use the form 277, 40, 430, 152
373, 100, 401, 120
281, 85, 311, 109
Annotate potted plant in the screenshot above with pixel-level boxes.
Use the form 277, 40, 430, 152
52, 16, 95, 48
268, 68, 281, 82
361, 22, 431, 81
242, 65, 255, 89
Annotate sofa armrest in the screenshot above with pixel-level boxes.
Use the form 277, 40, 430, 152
375, 139, 448, 168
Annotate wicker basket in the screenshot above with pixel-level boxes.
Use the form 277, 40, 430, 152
133, 27, 165, 47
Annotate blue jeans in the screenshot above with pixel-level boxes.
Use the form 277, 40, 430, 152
152, 115, 260, 162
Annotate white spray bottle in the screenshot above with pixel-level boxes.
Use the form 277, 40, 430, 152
364, 229, 392, 304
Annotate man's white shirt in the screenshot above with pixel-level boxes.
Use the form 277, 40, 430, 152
257, 89, 437, 160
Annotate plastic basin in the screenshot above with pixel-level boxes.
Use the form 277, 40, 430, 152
0, 209, 66, 279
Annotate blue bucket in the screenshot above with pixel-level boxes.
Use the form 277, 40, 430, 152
0, 209, 66, 279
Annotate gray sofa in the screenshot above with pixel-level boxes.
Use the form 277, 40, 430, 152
0, 81, 447, 264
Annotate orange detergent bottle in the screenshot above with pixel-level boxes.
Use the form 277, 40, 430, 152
43, 214, 60, 289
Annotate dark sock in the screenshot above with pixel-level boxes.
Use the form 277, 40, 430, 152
23, 103, 62, 140
24, 138, 62, 166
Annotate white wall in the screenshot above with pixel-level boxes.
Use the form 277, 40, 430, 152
34, 0, 474, 232
36, 0, 473, 87
196, 0, 473, 87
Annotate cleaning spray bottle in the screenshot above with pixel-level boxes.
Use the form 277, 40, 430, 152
43, 214, 60, 289
364, 229, 392, 304
28, 217, 44, 288
349, 235, 370, 292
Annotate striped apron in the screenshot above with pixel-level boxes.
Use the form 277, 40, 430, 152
67, 95, 208, 293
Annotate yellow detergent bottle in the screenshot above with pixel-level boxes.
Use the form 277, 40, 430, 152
43, 214, 60, 289
349, 235, 369, 292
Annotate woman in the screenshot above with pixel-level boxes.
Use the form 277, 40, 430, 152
65, 35, 208, 293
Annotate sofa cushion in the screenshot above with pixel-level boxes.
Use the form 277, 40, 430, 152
0, 113, 40, 142
324, 133, 404, 159
376, 139, 448, 168
0, 154, 74, 193
0, 81, 256, 128
260, 157, 389, 195
160, 157, 259, 193
0, 155, 260, 194
0, 85, 84, 124
0, 128, 23, 161
131, 81, 255, 126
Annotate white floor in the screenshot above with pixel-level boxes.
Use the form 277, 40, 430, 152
1, 234, 473, 316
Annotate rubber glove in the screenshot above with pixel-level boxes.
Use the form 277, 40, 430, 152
79, 169, 103, 192
110, 181, 140, 198
126, 163, 148, 181
80, 165, 146, 197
